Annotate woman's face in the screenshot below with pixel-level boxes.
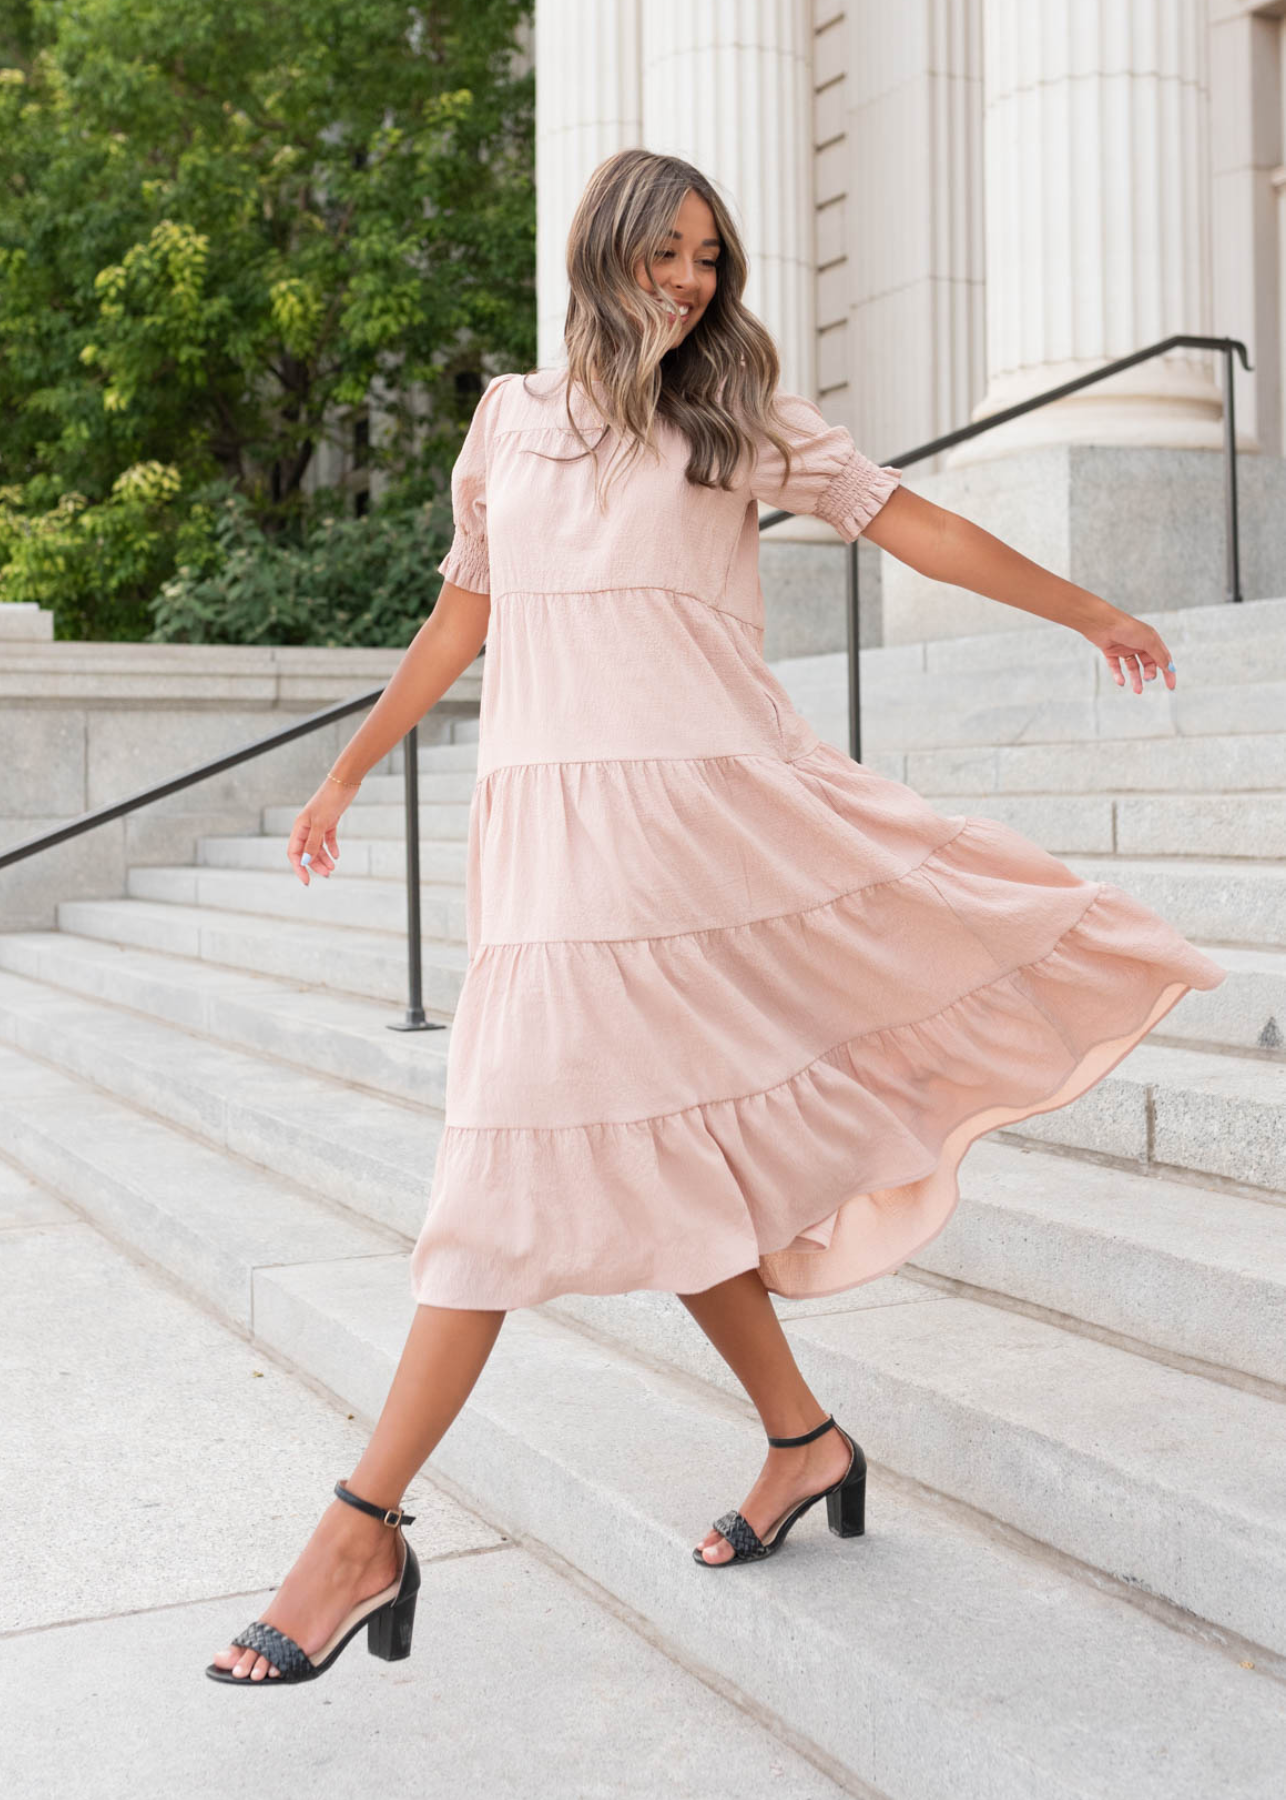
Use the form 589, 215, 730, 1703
632, 189, 720, 343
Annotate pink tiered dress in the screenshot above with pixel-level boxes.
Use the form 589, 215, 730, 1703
407, 368, 1226, 1311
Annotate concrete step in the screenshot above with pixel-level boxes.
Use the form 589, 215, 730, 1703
55, 896, 467, 1008
255, 1263, 1286, 1796
1001, 1039, 1286, 1191
1151, 945, 1286, 1056
905, 732, 1286, 797
1066, 853, 1286, 949
914, 1138, 1286, 1388
263, 799, 471, 839
783, 664, 1286, 751
198, 830, 468, 884
0, 1042, 400, 1327
860, 681, 1286, 749
5, 1021, 1282, 1785
838, 628, 1286, 712
357, 768, 478, 805
391, 732, 480, 772
776, 596, 1286, 751
904, 594, 1286, 675
546, 1281, 1286, 1658
0, 969, 439, 1239
816, 594, 1286, 684
0, 928, 451, 1106
921, 791, 1286, 860
125, 863, 468, 944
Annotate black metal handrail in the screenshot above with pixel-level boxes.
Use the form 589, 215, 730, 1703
0, 684, 440, 1032
759, 333, 1253, 761
2, 332, 1252, 1023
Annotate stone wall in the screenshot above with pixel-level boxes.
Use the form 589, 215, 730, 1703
1, 624, 482, 931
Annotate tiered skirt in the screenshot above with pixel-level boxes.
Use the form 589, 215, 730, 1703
407, 738, 1226, 1310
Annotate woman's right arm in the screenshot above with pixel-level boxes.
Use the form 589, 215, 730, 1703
287, 580, 490, 885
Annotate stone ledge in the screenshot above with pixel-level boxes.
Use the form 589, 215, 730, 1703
0, 638, 482, 709
0, 603, 54, 641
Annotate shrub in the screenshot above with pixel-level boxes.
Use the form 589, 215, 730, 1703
148, 485, 456, 648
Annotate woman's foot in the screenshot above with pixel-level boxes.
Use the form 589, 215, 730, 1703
209, 1496, 403, 1680
693, 1422, 855, 1564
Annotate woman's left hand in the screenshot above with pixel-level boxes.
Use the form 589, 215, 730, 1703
1078, 602, 1176, 695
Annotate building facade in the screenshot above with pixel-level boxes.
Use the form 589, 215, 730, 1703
534, 0, 1286, 643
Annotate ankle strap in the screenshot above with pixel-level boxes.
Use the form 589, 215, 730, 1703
766, 1414, 836, 1448
334, 1478, 416, 1529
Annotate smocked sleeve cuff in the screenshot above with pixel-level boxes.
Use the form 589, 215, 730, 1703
437, 526, 491, 595
814, 451, 904, 542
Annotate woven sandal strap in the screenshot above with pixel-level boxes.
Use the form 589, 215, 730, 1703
334, 1478, 416, 1528
231, 1619, 313, 1676
766, 1414, 836, 1448
712, 1509, 768, 1559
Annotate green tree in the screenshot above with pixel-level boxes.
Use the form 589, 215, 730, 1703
0, 0, 534, 638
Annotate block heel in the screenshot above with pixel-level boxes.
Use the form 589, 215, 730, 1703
825, 1456, 867, 1538
692, 1413, 868, 1566
368, 1585, 418, 1661
206, 1478, 420, 1686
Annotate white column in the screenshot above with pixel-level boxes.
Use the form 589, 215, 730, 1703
964, 0, 1223, 456
640, 2, 814, 391
846, 0, 985, 464
1275, 18, 1286, 456
534, 1, 643, 370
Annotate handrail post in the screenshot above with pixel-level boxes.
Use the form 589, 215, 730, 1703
847, 539, 863, 764
1223, 341, 1244, 604
388, 723, 431, 1032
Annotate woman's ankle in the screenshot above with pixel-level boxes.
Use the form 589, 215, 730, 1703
319, 1496, 400, 1560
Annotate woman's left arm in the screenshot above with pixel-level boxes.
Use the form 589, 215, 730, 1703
862, 487, 1176, 696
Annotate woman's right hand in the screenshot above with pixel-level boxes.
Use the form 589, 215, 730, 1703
287, 778, 359, 885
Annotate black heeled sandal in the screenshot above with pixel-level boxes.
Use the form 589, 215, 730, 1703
205, 1479, 421, 1685
692, 1413, 866, 1566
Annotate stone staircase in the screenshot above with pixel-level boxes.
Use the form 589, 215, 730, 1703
2, 595, 1285, 1795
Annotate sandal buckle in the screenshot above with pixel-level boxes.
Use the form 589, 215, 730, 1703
382, 1506, 403, 1527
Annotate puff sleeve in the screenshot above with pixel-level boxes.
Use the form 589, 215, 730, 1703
750, 389, 902, 541
437, 372, 516, 594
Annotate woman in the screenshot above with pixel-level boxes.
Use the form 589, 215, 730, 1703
208, 150, 1225, 1683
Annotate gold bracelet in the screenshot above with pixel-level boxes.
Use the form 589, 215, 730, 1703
326, 772, 362, 789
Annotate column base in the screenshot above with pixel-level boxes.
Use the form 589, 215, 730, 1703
881, 445, 1286, 644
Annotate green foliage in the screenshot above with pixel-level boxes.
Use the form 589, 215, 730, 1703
148, 484, 456, 648
0, 0, 535, 639
0, 460, 185, 638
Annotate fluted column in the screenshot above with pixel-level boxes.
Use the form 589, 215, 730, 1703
963, 0, 1222, 456
847, 0, 985, 466
534, 1, 643, 369
640, 2, 814, 391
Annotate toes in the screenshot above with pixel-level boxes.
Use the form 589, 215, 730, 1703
698, 1533, 734, 1563
213, 1640, 281, 1679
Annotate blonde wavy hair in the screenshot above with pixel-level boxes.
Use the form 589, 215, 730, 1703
514, 147, 801, 512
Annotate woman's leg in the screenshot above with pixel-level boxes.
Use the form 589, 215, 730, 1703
211, 1301, 505, 1679
676, 1267, 853, 1564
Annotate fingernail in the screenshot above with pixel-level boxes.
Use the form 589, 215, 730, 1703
301, 852, 312, 865
1166, 660, 1175, 671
